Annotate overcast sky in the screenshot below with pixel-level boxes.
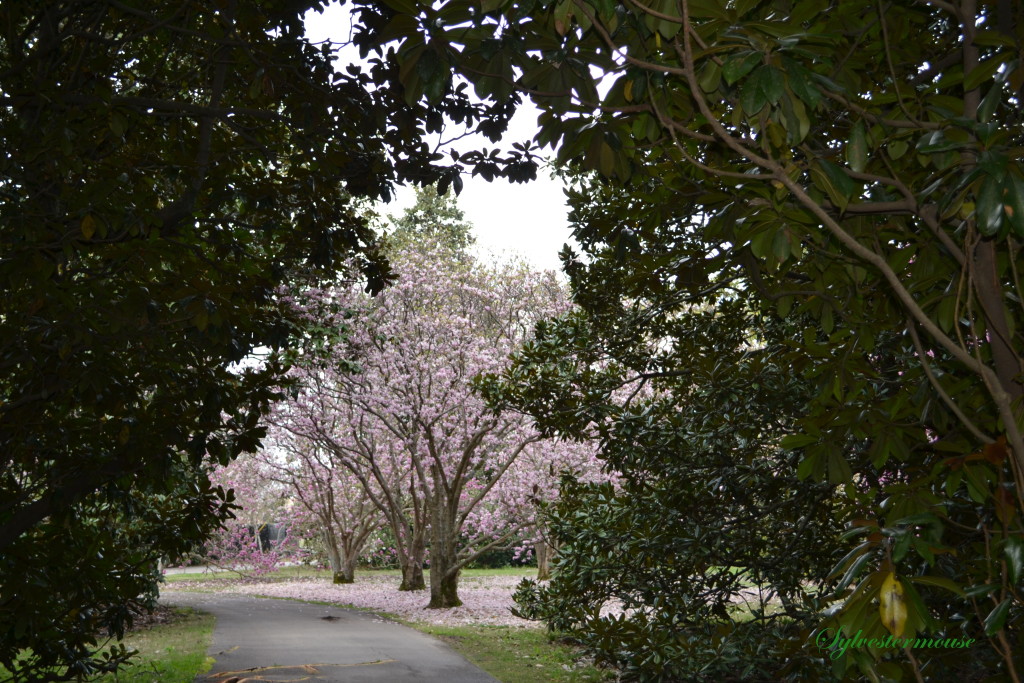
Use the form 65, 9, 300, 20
304, 4, 576, 274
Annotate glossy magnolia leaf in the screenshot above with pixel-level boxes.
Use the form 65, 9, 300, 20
900, 580, 940, 632
722, 51, 762, 85
781, 56, 821, 109
879, 572, 908, 637
687, 0, 731, 19
964, 55, 1005, 92
827, 448, 851, 484
978, 66, 1008, 123
553, 0, 572, 36
779, 94, 810, 143
836, 570, 883, 636
837, 552, 872, 593
797, 447, 827, 480
81, 215, 96, 240
1005, 536, 1023, 584
1001, 173, 1024, 238
772, 228, 792, 262
916, 130, 960, 154
975, 176, 1004, 236
740, 65, 785, 115
740, 75, 767, 114
846, 121, 868, 173
811, 159, 856, 211
698, 60, 721, 93
760, 66, 786, 105
984, 598, 1011, 636
909, 575, 965, 596
888, 138, 909, 160
781, 433, 818, 449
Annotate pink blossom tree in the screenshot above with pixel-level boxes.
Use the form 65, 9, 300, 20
258, 422, 381, 584
285, 238, 586, 607
472, 435, 606, 580
205, 456, 293, 577
291, 367, 430, 591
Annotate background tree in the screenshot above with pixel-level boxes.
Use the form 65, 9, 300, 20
204, 458, 294, 577
388, 184, 476, 255
0, 2, 535, 679
261, 423, 382, 584
284, 239, 580, 607
351, 0, 1024, 678
274, 364, 430, 590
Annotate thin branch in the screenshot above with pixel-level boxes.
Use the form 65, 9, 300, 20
906, 317, 993, 444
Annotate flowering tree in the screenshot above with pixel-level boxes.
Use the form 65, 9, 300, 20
289, 364, 431, 591
262, 414, 382, 584
468, 434, 606, 580
286, 239, 588, 607
205, 457, 293, 577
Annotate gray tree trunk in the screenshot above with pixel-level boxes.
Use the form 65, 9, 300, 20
398, 529, 426, 591
535, 540, 554, 581
323, 530, 354, 584
427, 503, 461, 608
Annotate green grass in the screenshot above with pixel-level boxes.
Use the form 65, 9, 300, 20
91, 607, 214, 683
415, 624, 613, 683
162, 564, 325, 583
0, 608, 214, 683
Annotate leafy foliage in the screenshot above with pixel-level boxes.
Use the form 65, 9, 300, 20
352, 0, 1024, 678
387, 184, 476, 255
0, 1, 532, 679
493, 291, 846, 681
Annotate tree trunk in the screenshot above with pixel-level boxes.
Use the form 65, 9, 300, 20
535, 540, 554, 581
335, 558, 356, 584
428, 566, 462, 609
398, 530, 426, 591
323, 530, 354, 584
400, 561, 426, 591
427, 504, 462, 608
337, 544, 358, 581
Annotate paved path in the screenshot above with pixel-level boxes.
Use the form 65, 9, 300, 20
161, 591, 499, 683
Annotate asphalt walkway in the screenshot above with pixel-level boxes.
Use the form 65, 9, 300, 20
161, 591, 499, 683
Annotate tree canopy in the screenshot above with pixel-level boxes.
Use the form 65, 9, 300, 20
387, 184, 477, 254
275, 237, 591, 608
351, 0, 1024, 678
0, 1, 531, 679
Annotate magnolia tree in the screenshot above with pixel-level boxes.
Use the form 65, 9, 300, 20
258, 424, 382, 584
284, 240, 598, 607
468, 435, 606, 580
286, 364, 431, 591
205, 457, 293, 577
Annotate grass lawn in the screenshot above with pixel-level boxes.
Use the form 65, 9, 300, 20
90, 607, 214, 683
0, 607, 214, 683
416, 624, 614, 683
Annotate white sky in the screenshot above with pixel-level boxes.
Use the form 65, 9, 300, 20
304, 3, 576, 273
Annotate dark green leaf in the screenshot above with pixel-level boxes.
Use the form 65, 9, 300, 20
846, 121, 868, 173
722, 51, 762, 85
1001, 174, 1024, 238
1005, 536, 1023, 584
976, 176, 1004, 236
984, 598, 1011, 636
